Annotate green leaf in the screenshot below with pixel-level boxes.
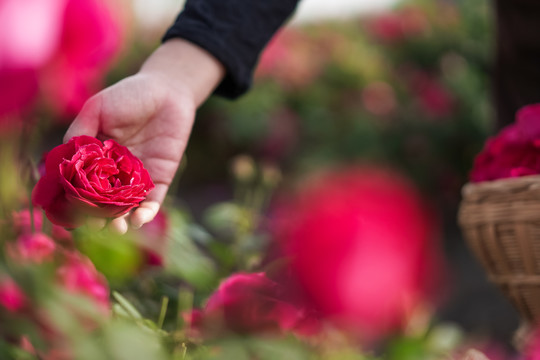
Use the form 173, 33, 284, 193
113, 291, 143, 320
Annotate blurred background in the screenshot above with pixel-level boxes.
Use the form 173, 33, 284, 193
1, 0, 525, 357
122, 0, 518, 344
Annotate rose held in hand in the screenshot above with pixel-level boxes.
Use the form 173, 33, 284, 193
33, 135, 154, 228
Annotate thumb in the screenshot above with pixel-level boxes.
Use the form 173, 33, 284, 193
63, 95, 102, 143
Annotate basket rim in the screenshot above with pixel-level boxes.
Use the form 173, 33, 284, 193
462, 174, 540, 199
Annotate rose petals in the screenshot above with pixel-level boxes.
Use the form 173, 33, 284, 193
33, 135, 154, 228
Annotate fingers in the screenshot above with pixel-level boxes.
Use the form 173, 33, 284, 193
130, 183, 168, 229
64, 95, 102, 143
86, 217, 107, 231
130, 201, 160, 230
110, 214, 129, 235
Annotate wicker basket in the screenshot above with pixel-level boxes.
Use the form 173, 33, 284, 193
458, 174, 540, 322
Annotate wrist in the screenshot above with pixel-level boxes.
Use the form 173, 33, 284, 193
139, 38, 225, 107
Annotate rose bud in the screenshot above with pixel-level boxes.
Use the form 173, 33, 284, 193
32, 135, 154, 228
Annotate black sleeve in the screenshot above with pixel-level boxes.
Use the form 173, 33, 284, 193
162, 0, 300, 99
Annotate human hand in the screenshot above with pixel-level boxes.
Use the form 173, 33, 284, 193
64, 39, 224, 233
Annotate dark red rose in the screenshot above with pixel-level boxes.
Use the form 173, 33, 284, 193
470, 104, 540, 182
198, 272, 320, 336
32, 135, 154, 228
270, 167, 443, 342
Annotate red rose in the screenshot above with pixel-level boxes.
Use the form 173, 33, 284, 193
198, 272, 320, 336
270, 167, 443, 342
470, 104, 540, 182
32, 135, 154, 228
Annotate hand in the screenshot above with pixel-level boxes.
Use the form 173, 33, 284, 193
64, 39, 224, 233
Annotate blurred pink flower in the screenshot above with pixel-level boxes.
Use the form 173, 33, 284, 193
56, 252, 110, 313
368, 7, 429, 43
0, 276, 26, 313
410, 73, 454, 118
41, 0, 123, 117
0, 68, 39, 124
0, 0, 65, 122
0, 0, 123, 123
470, 104, 540, 182
361, 81, 397, 116
0, 0, 66, 68
9, 232, 56, 263
255, 30, 324, 88
12, 209, 72, 244
525, 328, 540, 360
270, 167, 443, 342
198, 272, 320, 336
259, 108, 299, 161
136, 210, 170, 266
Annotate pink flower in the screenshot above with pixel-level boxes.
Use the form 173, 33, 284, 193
0, 0, 64, 122
8, 233, 56, 263
255, 30, 324, 88
470, 104, 540, 182
0, 0, 123, 122
258, 108, 299, 161
41, 0, 123, 116
12, 209, 72, 244
0, 0, 66, 68
270, 167, 443, 342
361, 82, 397, 116
368, 7, 429, 44
0, 68, 39, 123
33, 136, 154, 228
0, 277, 26, 313
136, 210, 169, 266
198, 272, 320, 336
409, 73, 454, 118
56, 252, 110, 313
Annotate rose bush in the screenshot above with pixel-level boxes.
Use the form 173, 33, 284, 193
33, 135, 154, 228
470, 104, 540, 182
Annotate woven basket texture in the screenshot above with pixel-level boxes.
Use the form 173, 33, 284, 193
459, 175, 540, 322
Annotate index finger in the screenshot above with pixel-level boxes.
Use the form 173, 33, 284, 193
64, 95, 102, 143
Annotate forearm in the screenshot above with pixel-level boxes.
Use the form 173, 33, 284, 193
163, 0, 300, 98
139, 38, 225, 107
